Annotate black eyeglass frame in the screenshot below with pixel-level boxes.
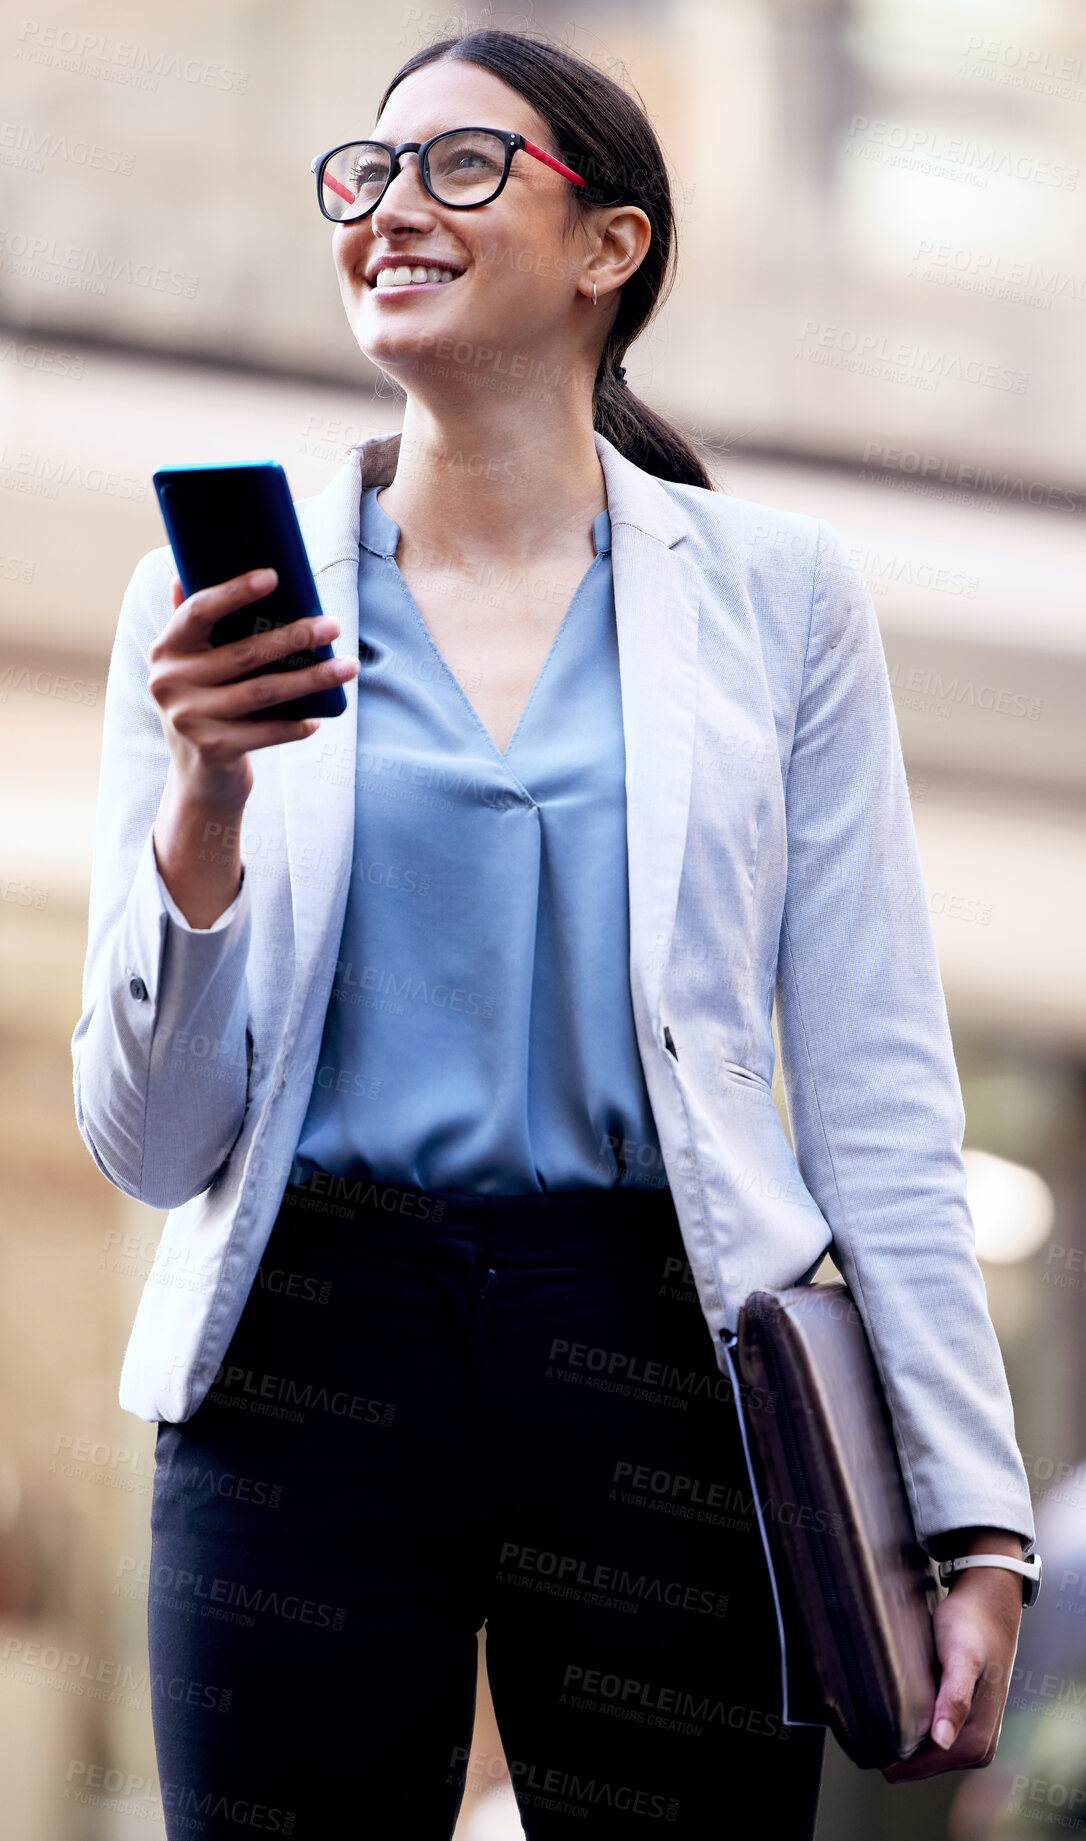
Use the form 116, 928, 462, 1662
310, 128, 588, 224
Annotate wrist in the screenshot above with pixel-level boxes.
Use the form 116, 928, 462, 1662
153, 767, 248, 929
166, 759, 250, 821
936, 1540, 1042, 1609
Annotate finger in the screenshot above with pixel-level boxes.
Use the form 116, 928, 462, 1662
183, 715, 322, 757
206, 654, 356, 722
227, 613, 340, 677
882, 1657, 987, 1782
190, 613, 340, 686
881, 1701, 995, 1783
932, 1650, 981, 1750
152, 650, 355, 726
173, 569, 280, 650
230, 716, 322, 753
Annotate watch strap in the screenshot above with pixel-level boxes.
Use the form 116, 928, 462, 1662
937, 1552, 1042, 1607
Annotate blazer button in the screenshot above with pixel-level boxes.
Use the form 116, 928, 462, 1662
129, 976, 148, 1001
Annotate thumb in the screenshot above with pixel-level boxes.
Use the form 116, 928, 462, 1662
931, 1651, 979, 1750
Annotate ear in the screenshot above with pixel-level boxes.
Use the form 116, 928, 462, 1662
588, 204, 652, 295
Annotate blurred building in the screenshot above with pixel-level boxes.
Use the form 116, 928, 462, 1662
0, 1, 1084, 1835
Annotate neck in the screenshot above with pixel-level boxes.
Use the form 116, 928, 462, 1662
374, 387, 607, 566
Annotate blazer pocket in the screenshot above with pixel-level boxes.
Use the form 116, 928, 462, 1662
243, 1021, 255, 1115
720, 1060, 775, 1097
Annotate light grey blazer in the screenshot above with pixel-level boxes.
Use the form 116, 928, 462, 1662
72, 428, 1036, 1564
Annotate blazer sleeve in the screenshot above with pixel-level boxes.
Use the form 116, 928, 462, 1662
773, 518, 1036, 1553
70, 545, 255, 1210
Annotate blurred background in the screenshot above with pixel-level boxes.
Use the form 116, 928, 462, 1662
1, 0, 1085, 1835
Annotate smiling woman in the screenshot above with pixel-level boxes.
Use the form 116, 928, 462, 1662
73, 21, 1035, 1841
324, 35, 712, 498
314, 42, 712, 760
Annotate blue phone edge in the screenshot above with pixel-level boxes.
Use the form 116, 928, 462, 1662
150, 460, 347, 722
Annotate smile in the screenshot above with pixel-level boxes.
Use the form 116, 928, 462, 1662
372, 266, 463, 290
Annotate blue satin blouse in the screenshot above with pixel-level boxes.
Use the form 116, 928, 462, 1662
290, 483, 665, 1194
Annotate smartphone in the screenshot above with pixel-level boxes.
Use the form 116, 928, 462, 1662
151, 460, 347, 721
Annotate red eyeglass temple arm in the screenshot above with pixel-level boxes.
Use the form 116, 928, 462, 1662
323, 170, 358, 206
521, 137, 587, 187
319, 139, 586, 204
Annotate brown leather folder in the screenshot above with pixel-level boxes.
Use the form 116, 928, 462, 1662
733, 1282, 939, 1768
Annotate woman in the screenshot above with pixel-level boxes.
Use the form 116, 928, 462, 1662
72, 27, 1036, 1840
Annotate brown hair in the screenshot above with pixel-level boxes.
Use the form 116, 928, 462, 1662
375, 27, 717, 490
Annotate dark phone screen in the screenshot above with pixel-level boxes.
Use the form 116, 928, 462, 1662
154, 463, 321, 643
152, 462, 345, 720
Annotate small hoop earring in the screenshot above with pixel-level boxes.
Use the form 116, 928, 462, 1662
592, 281, 598, 307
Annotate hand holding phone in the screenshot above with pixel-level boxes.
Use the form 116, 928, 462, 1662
146, 460, 358, 927
153, 460, 352, 723
147, 567, 358, 809
145, 569, 359, 927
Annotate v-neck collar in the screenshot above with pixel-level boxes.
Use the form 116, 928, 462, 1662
359, 485, 611, 559
358, 486, 612, 762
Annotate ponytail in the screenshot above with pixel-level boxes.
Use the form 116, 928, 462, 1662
593, 364, 716, 491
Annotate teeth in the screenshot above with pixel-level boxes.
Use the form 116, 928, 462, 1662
374, 265, 460, 288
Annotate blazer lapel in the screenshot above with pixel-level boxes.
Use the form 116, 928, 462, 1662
593, 432, 700, 1030
279, 436, 399, 988
280, 428, 699, 1041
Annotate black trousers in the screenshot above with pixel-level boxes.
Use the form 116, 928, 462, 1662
148, 1174, 825, 1837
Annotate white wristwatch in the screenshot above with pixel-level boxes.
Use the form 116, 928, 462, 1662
937, 1551, 1042, 1608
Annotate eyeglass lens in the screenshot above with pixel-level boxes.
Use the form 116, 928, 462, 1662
320, 130, 508, 219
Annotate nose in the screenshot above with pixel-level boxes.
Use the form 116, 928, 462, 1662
372, 148, 433, 225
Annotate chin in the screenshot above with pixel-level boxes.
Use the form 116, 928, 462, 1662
353, 334, 431, 382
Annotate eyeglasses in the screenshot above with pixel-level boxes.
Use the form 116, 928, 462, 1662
310, 128, 587, 224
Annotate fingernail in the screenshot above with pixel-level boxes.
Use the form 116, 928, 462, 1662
933, 1719, 955, 1750
251, 568, 277, 589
